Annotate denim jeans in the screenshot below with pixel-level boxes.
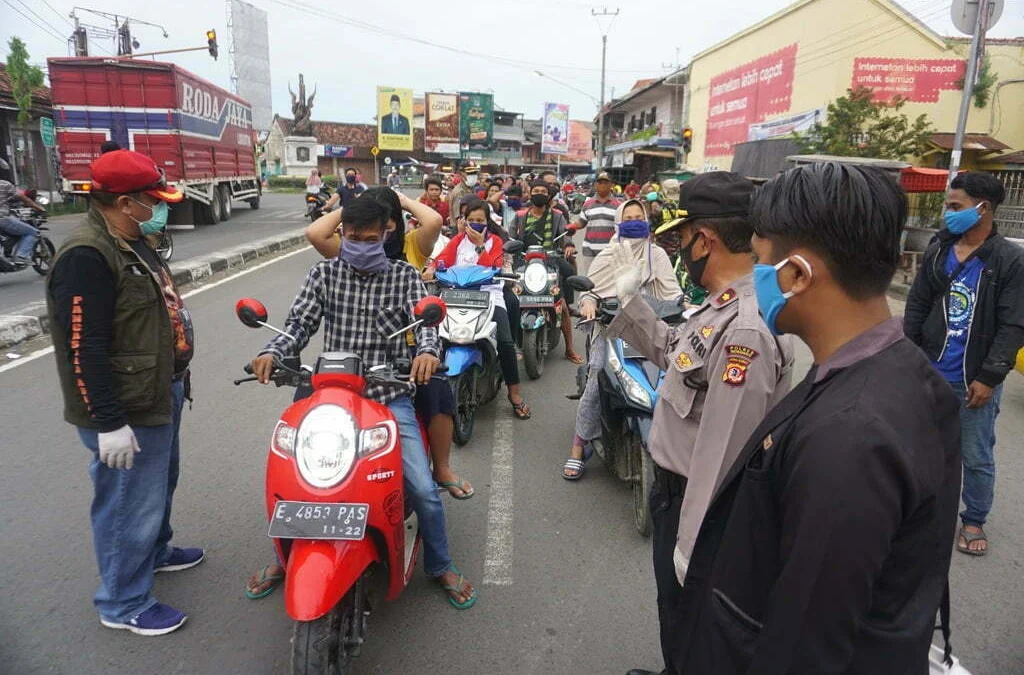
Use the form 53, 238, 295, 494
77, 381, 185, 622
388, 396, 452, 577
0, 215, 40, 259
949, 380, 1002, 527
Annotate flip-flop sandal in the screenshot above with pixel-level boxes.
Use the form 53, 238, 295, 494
245, 565, 285, 599
956, 527, 988, 556
508, 396, 531, 420
564, 352, 585, 365
562, 458, 586, 481
438, 479, 475, 500
437, 565, 477, 610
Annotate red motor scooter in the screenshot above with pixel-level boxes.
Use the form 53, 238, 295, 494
234, 295, 447, 675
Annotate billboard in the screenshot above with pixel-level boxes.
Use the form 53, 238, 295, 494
705, 43, 798, 158
747, 107, 824, 141
565, 121, 593, 163
542, 103, 570, 155
377, 86, 414, 151
851, 58, 965, 103
228, 0, 273, 131
425, 92, 459, 153
459, 92, 494, 149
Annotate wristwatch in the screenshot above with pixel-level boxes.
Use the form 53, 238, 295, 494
475, 244, 486, 254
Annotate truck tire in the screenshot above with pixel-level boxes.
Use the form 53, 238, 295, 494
248, 194, 260, 210
218, 185, 232, 221
208, 189, 224, 223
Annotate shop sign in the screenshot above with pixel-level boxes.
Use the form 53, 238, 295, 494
851, 58, 965, 103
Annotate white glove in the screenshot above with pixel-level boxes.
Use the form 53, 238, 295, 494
616, 267, 642, 307
98, 425, 141, 470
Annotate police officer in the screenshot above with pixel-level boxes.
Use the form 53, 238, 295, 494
609, 172, 793, 675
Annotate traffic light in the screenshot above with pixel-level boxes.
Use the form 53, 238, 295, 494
206, 29, 218, 60
682, 127, 693, 154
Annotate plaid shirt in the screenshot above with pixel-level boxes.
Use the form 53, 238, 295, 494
260, 257, 440, 405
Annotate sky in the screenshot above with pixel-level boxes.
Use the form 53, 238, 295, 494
3, 0, 1023, 128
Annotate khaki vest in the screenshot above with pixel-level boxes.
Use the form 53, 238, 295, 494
46, 208, 175, 428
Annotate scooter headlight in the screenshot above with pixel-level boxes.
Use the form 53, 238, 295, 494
523, 262, 549, 294
295, 404, 359, 488
606, 340, 652, 408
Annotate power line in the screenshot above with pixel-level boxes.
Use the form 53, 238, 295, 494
39, 0, 75, 28
1, 0, 67, 45
10, 0, 69, 41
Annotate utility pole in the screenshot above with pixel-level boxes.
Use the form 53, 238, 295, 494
592, 7, 619, 173
71, 14, 88, 56
947, 0, 993, 188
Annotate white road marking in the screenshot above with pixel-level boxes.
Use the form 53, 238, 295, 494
482, 418, 515, 586
0, 245, 313, 375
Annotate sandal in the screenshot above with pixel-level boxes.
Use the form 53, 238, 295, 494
562, 443, 594, 481
438, 477, 475, 500
956, 526, 988, 556
508, 395, 531, 420
245, 564, 285, 599
564, 352, 585, 365
436, 565, 478, 610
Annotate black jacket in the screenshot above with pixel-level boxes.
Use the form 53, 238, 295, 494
674, 333, 961, 675
904, 227, 1024, 388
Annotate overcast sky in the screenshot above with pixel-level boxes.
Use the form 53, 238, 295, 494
4, 0, 1022, 127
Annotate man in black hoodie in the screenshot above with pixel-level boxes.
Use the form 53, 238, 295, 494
904, 171, 1024, 556
672, 163, 962, 675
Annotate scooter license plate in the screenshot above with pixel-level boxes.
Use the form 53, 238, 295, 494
268, 501, 370, 540
519, 295, 554, 306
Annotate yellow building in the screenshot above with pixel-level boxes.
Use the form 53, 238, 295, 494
686, 0, 1024, 174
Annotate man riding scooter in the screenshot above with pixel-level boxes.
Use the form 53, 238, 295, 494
0, 157, 46, 269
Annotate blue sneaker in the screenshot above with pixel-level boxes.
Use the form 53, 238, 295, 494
155, 547, 206, 573
100, 603, 187, 636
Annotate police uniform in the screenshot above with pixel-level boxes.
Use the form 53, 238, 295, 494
608, 273, 793, 674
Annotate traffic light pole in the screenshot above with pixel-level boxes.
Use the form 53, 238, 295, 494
110, 45, 209, 60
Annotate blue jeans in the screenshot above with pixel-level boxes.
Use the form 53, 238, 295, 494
77, 381, 185, 622
388, 396, 452, 577
0, 215, 40, 259
949, 380, 1002, 527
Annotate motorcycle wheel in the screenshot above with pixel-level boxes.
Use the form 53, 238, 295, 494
32, 237, 56, 276
522, 329, 544, 380
626, 430, 654, 537
478, 358, 502, 405
155, 231, 174, 261
546, 313, 561, 353
451, 369, 477, 446
291, 583, 360, 675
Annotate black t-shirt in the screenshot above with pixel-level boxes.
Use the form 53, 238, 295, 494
336, 182, 365, 208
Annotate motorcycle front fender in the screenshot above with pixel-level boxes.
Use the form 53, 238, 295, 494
284, 538, 380, 621
633, 416, 653, 445
444, 345, 483, 376
521, 311, 544, 331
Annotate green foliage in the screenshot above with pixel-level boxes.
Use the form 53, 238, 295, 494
628, 127, 658, 142
6, 38, 44, 127
267, 174, 310, 189
955, 56, 998, 108
794, 86, 934, 161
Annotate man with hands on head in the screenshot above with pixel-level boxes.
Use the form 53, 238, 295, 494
251, 195, 477, 609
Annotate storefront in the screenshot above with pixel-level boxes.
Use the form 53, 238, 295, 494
686, 0, 1024, 171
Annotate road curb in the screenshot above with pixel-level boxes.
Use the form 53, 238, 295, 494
0, 228, 309, 351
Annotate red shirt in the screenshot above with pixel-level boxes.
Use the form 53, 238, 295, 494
624, 184, 641, 199
418, 195, 450, 222
435, 232, 505, 269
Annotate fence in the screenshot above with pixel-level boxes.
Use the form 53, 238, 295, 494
991, 170, 1024, 239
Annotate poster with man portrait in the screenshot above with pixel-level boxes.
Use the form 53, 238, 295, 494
377, 86, 414, 151
541, 102, 570, 155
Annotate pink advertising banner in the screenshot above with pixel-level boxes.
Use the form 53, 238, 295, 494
851, 58, 966, 103
705, 43, 798, 158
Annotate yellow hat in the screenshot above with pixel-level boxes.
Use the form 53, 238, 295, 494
654, 212, 689, 236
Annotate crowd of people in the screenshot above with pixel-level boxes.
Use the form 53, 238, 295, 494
46, 147, 1023, 674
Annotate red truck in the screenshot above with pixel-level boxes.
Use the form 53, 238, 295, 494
47, 56, 261, 225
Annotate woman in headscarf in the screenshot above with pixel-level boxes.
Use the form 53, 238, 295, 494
562, 198, 681, 480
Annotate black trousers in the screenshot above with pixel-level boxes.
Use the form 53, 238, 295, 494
553, 256, 576, 304
493, 306, 520, 386
503, 286, 522, 346
651, 464, 688, 675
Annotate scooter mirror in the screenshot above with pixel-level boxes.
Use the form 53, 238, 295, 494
235, 298, 269, 328
414, 296, 447, 328
503, 239, 525, 255
566, 275, 595, 292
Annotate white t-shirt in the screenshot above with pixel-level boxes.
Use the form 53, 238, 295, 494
430, 234, 450, 260
455, 236, 505, 310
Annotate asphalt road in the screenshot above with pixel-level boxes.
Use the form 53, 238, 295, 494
0, 192, 309, 315
1, 249, 1022, 675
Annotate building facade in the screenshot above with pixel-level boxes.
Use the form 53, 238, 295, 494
0, 64, 56, 191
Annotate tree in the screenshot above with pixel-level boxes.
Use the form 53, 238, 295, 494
794, 86, 934, 161
6, 37, 44, 126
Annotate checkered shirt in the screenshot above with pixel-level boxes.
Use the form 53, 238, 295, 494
261, 257, 440, 405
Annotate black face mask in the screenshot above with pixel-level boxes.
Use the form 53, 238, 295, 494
345, 175, 356, 184
530, 194, 549, 208
680, 231, 710, 290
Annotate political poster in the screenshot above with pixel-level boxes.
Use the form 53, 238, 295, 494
377, 86, 414, 151
425, 92, 459, 153
458, 92, 494, 149
851, 58, 965, 103
705, 43, 798, 158
565, 120, 593, 164
542, 103, 570, 155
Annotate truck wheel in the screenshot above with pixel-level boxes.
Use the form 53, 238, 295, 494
218, 185, 232, 221
248, 194, 260, 210
208, 189, 224, 224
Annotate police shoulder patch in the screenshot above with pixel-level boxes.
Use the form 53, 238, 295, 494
721, 344, 759, 387
675, 351, 694, 369
716, 288, 737, 305
700, 325, 714, 339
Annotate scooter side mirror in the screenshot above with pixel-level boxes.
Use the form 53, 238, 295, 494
503, 239, 525, 255
566, 275, 595, 292
415, 296, 447, 328
236, 298, 269, 328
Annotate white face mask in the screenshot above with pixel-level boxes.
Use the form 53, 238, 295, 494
465, 175, 478, 187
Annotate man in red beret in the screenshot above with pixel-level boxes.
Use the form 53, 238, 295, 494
46, 149, 202, 636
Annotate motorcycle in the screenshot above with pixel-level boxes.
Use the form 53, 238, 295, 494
568, 275, 688, 536
434, 250, 521, 445
233, 294, 448, 675
305, 186, 331, 221
1, 191, 55, 275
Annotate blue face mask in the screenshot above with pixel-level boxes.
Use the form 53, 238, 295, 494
340, 239, 389, 274
753, 255, 812, 336
131, 198, 169, 236
943, 204, 982, 235
468, 222, 488, 233
507, 198, 523, 210
618, 219, 651, 239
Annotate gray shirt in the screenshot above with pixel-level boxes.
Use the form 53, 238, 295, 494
0, 180, 16, 218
